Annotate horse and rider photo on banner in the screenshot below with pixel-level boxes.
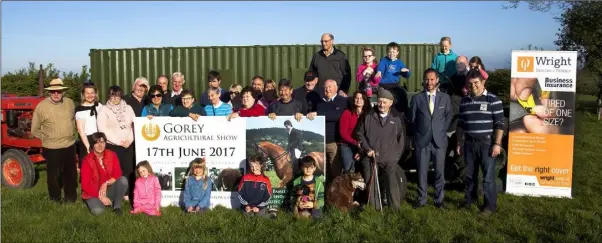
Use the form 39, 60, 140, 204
246, 116, 326, 210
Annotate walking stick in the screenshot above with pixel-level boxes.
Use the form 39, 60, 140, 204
372, 152, 383, 214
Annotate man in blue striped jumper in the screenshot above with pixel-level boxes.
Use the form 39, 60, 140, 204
456, 69, 504, 216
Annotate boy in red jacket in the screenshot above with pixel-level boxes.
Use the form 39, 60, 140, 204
237, 154, 272, 217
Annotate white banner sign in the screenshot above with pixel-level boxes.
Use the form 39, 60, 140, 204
134, 117, 247, 208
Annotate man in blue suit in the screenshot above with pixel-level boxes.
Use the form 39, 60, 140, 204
408, 68, 452, 209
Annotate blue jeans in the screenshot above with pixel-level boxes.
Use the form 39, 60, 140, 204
339, 143, 357, 173
463, 140, 497, 212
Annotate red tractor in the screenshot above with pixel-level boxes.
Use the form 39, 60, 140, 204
1, 65, 47, 189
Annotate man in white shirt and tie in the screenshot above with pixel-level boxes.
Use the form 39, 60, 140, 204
408, 68, 453, 209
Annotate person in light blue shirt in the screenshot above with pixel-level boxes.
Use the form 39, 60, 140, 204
374, 42, 411, 114
204, 87, 233, 116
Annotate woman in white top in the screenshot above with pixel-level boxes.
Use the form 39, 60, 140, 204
75, 82, 103, 169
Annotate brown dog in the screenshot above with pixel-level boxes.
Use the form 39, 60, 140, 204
325, 173, 366, 213
293, 184, 315, 219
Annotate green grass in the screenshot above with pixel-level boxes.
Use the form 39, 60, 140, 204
3, 101, 602, 242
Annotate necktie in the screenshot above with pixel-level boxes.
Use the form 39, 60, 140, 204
429, 94, 434, 115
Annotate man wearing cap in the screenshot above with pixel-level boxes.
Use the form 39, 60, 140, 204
307, 79, 348, 180
124, 77, 149, 117
355, 88, 407, 209
32, 78, 78, 203
308, 33, 352, 97
293, 71, 323, 113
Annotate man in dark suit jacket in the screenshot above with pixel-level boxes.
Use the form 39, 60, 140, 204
284, 120, 304, 174
408, 68, 452, 209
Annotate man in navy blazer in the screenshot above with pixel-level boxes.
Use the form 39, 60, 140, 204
408, 68, 452, 209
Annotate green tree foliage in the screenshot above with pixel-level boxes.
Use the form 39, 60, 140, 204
1, 62, 90, 103
486, 69, 511, 104
505, 1, 602, 74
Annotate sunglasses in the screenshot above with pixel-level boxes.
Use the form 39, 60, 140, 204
229, 91, 240, 95
49, 90, 63, 94
149, 94, 163, 98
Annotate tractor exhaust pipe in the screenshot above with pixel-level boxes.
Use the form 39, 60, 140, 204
37, 64, 45, 97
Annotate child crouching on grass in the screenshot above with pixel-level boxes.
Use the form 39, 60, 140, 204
290, 156, 325, 219
237, 154, 272, 217
183, 158, 213, 213
131, 161, 162, 216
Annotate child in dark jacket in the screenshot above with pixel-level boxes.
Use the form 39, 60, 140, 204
237, 154, 272, 217
182, 158, 212, 213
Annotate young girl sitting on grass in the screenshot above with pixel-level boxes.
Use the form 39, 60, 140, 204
131, 161, 162, 216
183, 158, 213, 213
237, 154, 272, 217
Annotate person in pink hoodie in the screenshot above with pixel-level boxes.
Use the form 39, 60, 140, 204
130, 161, 162, 216
356, 47, 379, 98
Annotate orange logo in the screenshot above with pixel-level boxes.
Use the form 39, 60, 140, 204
517, 56, 534, 72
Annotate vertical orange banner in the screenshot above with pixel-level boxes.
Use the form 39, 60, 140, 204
506, 51, 577, 198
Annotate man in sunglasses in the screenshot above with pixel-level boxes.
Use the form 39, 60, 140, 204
31, 78, 78, 204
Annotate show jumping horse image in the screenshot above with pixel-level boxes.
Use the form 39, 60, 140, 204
253, 141, 325, 188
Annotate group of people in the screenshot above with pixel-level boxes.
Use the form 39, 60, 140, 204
30, 33, 504, 218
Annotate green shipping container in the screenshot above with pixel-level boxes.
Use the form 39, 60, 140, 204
89, 43, 438, 102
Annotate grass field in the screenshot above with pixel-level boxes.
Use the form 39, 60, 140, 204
2, 97, 601, 243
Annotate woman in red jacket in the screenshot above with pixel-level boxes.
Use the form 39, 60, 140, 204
338, 91, 371, 173
81, 132, 129, 216
227, 86, 266, 121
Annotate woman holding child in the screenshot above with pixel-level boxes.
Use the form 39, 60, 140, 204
81, 132, 129, 216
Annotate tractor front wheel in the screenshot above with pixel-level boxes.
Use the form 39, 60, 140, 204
1, 149, 36, 189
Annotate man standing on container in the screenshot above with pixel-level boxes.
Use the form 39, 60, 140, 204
408, 68, 452, 209
31, 79, 78, 203
164, 72, 185, 107
456, 70, 504, 217
308, 33, 352, 97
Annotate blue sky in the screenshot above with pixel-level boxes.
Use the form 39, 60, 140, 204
1, 1, 562, 75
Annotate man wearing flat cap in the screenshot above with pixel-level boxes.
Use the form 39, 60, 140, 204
32, 78, 78, 203
355, 88, 407, 210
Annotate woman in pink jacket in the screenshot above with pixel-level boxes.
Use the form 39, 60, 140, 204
356, 47, 379, 98
97, 85, 136, 201
130, 161, 162, 216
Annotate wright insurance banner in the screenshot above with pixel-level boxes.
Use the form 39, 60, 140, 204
134, 116, 326, 209
506, 50, 577, 198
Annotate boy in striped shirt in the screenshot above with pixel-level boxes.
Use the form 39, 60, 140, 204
456, 69, 504, 216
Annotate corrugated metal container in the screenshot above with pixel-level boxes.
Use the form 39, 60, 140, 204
89, 43, 438, 101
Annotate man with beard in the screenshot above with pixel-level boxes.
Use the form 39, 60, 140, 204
408, 68, 452, 209
293, 71, 323, 113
